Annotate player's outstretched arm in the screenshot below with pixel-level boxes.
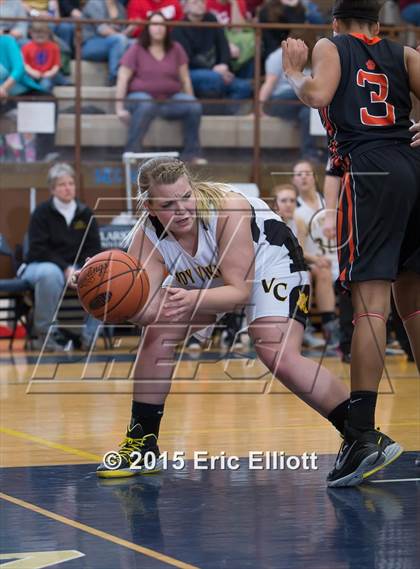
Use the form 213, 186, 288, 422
282, 37, 341, 108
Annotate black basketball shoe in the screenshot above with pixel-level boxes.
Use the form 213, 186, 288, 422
97, 423, 162, 478
327, 425, 403, 488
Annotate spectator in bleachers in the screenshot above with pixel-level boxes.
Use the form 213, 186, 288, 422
116, 12, 205, 162
127, 0, 184, 37
292, 160, 340, 348
22, 22, 69, 91
172, 0, 252, 113
258, 44, 319, 160
0, 32, 47, 102
258, 0, 305, 59
21, 162, 101, 351
258, 0, 324, 60
81, 0, 130, 86
399, 0, 420, 25
21, 0, 75, 54
0, 32, 47, 162
56, 0, 85, 53
207, 0, 255, 79
0, 0, 28, 42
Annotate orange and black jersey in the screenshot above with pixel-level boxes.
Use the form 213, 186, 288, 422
319, 33, 413, 160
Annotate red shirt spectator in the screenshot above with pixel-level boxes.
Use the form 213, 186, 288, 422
22, 39, 60, 73
127, 0, 184, 37
206, 0, 247, 24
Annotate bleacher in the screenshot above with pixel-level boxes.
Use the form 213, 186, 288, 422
53, 61, 302, 150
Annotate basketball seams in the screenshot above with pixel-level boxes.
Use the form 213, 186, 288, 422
79, 266, 143, 299
102, 265, 136, 321
77, 250, 149, 322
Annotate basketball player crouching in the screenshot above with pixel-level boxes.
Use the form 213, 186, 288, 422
93, 157, 400, 487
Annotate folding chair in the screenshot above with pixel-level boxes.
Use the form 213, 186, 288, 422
0, 234, 33, 349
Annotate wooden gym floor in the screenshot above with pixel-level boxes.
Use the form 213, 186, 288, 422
0, 337, 419, 569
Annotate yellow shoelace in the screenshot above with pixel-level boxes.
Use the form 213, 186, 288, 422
118, 436, 146, 461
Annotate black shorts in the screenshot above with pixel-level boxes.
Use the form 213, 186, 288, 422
337, 143, 420, 287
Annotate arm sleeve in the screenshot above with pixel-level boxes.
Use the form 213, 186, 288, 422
83, 0, 102, 33
120, 44, 138, 71
237, 0, 247, 18
175, 1, 184, 20
51, 43, 61, 67
175, 42, 189, 66
7, 37, 25, 82
14, 3, 29, 37
265, 51, 280, 77
127, 0, 143, 19
171, 29, 192, 60
215, 25, 231, 66
27, 212, 68, 270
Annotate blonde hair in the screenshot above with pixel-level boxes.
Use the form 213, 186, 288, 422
126, 157, 232, 244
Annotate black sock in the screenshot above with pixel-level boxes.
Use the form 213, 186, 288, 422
321, 312, 336, 326
348, 391, 377, 432
131, 401, 164, 437
328, 398, 349, 434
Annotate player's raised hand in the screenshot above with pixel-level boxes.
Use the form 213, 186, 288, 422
281, 38, 309, 75
410, 121, 420, 148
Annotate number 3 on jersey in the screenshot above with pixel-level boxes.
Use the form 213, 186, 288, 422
356, 70, 396, 126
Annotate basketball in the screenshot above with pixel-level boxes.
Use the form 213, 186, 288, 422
77, 250, 149, 323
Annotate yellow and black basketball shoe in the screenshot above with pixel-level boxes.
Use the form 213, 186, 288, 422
97, 423, 163, 478
327, 426, 403, 488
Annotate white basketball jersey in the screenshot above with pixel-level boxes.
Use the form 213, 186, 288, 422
295, 193, 339, 278
142, 190, 304, 290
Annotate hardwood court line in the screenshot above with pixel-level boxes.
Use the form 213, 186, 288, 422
371, 478, 420, 483
2, 421, 418, 462
161, 421, 420, 436
0, 426, 101, 461
0, 492, 199, 569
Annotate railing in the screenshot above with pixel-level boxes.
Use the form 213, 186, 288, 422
1, 15, 419, 194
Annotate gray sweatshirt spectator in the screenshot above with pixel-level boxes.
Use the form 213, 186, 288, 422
82, 0, 127, 44
0, 0, 28, 40
81, 0, 130, 84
